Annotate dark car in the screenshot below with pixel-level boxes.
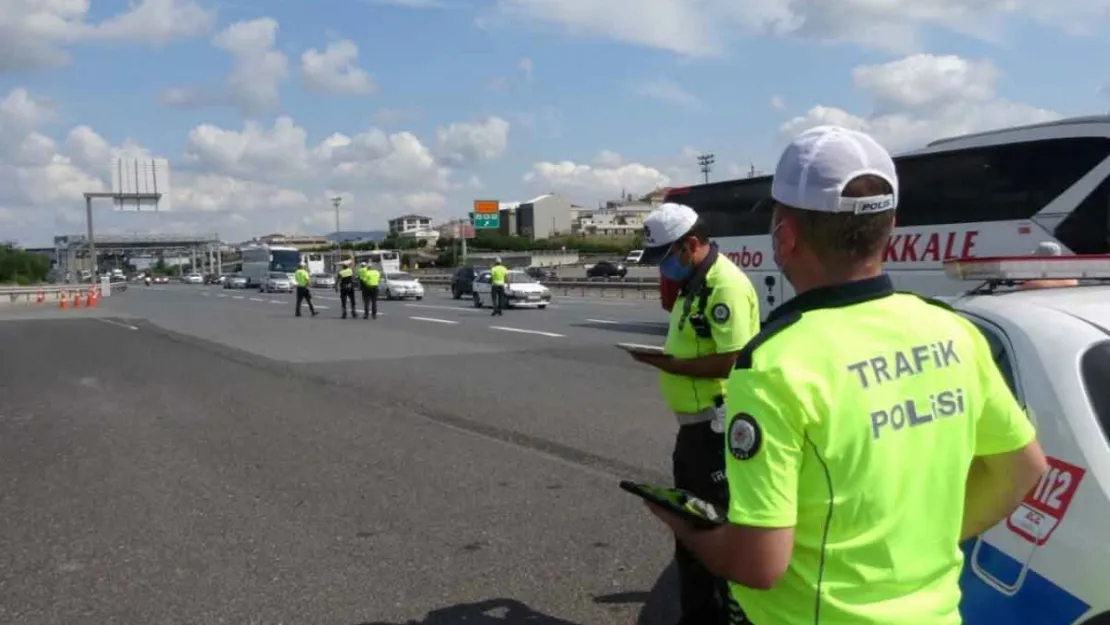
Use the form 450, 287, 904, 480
524, 266, 556, 281
451, 265, 487, 299
586, 260, 627, 279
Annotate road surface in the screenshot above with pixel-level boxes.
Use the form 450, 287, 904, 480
0, 285, 685, 625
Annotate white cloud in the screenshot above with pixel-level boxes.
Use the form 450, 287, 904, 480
633, 77, 701, 109
523, 153, 673, 203
770, 94, 786, 110
0, 86, 519, 244
301, 39, 376, 95
493, 0, 1106, 56
160, 17, 289, 115
435, 117, 511, 167
781, 54, 1061, 152
0, 0, 215, 73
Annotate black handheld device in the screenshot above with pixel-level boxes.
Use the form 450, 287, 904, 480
619, 480, 727, 530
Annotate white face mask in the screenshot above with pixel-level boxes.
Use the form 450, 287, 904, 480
769, 218, 785, 273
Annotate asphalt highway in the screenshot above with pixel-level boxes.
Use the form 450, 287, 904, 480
0, 284, 685, 625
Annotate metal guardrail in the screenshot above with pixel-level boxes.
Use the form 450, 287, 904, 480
0, 283, 128, 303
416, 275, 660, 299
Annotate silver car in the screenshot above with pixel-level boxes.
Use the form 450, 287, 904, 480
310, 273, 335, 288
261, 271, 294, 293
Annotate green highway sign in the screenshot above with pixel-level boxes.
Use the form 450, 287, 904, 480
474, 213, 500, 229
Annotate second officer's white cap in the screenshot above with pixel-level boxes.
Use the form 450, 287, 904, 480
771, 125, 899, 215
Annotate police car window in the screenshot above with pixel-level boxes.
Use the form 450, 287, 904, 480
1081, 340, 1110, 442
967, 319, 1020, 397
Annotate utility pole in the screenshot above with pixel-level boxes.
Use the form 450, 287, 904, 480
332, 196, 342, 269
697, 153, 715, 184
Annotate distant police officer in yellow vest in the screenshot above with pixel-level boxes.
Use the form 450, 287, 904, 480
293, 263, 318, 317
359, 261, 381, 320
489, 257, 508, 317
644, 125, 1049, 625
336, 260, 357, 319
629, 202, 760, 625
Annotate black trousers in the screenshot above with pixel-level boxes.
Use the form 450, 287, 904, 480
491, 284, 505, 315
340, 286, 356, 316
295, 286, 315, 316
361, 286, 379, 318
673, 421, 731, 625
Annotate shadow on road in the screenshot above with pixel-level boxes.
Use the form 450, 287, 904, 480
352, 563, 678, 625
596, 561, 680, 625
353, 598, 583, 624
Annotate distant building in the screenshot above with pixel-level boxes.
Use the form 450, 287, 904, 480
571, 197, 655, 237
497, 194, 573, 240
252, 233, 329, 249
388, 214, 433, 236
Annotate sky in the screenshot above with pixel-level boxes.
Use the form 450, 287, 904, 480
3, 0, 1110, 246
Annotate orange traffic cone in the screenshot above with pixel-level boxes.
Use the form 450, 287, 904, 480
59, 291, 69, 309
72, 292, 81, 308
36, 289, 44, 304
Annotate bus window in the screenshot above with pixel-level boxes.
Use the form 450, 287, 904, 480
895, 137, 1110, 227
1055, 173, 1110, 254
666, 177, 773, 238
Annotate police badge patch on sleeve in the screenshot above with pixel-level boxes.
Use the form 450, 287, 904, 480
711, 302, 731, 323
728, 414, 762, 460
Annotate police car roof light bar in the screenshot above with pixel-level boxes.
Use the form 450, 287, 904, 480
943, 255, 1110, 282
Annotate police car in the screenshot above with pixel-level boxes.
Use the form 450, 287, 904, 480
939, 256, 1110, 625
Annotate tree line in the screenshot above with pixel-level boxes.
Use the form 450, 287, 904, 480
0, 245, 51, 285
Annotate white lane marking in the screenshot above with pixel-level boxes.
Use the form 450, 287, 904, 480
410, 316, 458, 324
249, 297, 265, 302
269, 300, 284, 304
232, 296, 245, 300
585, 318, 619, 324
490, 325, 565, 338
316, 305, 330, 310
98, 318, 139, 331
216, 294, 227, 298
199, 292, 210, 297
406, 303, 477, 312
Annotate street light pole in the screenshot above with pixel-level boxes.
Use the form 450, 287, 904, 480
697, 153, 715, 184
332, 196, 342, 269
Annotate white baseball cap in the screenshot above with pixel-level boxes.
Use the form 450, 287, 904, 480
640, 202, 699, 264
771, 125, 899, 215
1033, 241, 1064, 256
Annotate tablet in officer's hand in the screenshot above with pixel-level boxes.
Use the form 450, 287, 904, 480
620, 480, 727, 529
616, 342, 666, 356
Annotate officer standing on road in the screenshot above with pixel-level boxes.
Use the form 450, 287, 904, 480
626, 202, 761, 625
293, 263, 318, 317
644, 125, 1049, 625
336, 260, 357, 319
359, 260, 381, 320
489, 257, 508, 317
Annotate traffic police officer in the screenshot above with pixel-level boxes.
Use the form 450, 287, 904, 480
644, 125, 1049, 625
629, 202, 760, 625
359, 261, 381, 319
489, 257, 508, 316
336, 260, 357, 319
293, 262, 318, 317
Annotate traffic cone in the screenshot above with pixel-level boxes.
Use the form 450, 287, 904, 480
36, 289, 44, 304
60, 291, 68, 309
72, 292, 81, 308
85, 292, 95, 308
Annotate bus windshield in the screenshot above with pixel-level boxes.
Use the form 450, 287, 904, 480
270, 250, 301, 272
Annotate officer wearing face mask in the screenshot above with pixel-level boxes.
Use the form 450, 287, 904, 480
625, 202, 761, 625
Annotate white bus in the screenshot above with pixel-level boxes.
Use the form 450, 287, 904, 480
240, 244, 303, 288
352, 249, 402, 274
301, 252, 325, 275
661, 116, 1110, 313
